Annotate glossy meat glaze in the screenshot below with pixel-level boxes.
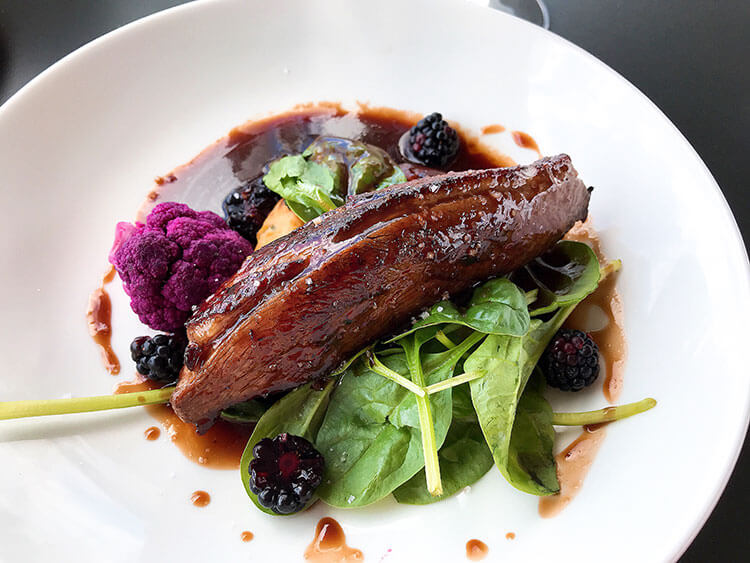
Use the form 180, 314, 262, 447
172, 155, 590, 426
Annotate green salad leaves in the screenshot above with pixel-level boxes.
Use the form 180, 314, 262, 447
388, 278, 531, 342
237, 240, 657, 515
394, 385, 494, 504
315, 349, 453, 507
263, 137, 406, 221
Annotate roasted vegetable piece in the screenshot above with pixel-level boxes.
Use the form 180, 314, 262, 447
109, 202, 253, 332
172, 155, 590, 426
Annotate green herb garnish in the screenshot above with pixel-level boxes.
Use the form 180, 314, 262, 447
263, 137, 406, 221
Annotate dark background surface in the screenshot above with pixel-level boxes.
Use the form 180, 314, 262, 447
0, 0, 747, 560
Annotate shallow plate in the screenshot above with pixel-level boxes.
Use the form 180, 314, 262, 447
0, 0, 747, 561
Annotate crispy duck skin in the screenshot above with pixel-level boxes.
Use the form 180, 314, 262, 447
172, 155, 590, 426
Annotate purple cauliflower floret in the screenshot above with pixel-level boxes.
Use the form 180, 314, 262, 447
110, 202, 253, 331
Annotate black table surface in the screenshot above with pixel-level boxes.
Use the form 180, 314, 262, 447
0, 1, 747, 560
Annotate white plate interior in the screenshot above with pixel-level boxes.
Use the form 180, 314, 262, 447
0, 0, 748, 561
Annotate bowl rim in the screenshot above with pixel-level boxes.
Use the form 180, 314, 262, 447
0, 0, 747, 559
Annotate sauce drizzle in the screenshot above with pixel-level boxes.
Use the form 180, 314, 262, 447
240, 531, 254, 542
304, 517, 363, 562
102, 265, 116, 284
191, 490, 211, 507
466, 539, 489, 561
564, 219, 627, 402
480, 123, 505, 135
511, 130, 541, 156
538, 425, 607, 518
86, 287, 119, 375
505, 532, 515, 540
140, 104, 514, 221
115, 379, 253, 469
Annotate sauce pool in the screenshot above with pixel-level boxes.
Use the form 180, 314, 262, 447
565, 219, 627, 402
511, 130, 541, 156
191, 490, 211, 507
465, 539, 489, 561
86, 288, 119, 375
480, 123, 505, 135
139, 103, 514, 221
115, 379, 253, 469
102, 265, 116, 284
538, 425, 607, 518
87, 265, 120, 374
304, 517, 363, 562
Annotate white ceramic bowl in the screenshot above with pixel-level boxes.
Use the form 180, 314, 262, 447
0, 0, 747, 561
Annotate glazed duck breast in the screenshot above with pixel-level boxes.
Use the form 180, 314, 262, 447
172, 154, 590, 426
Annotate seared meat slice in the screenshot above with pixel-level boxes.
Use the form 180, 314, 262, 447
172, 155, 590, 426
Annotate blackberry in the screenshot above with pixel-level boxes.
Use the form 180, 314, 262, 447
402, 112, 460, 168
248, 433, 325, 515
222, 176, 280, 245
130, 333, 187, 383
543, 329, 600, 391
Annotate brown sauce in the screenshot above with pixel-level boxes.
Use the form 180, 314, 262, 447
466, 539, 489, 561
304, 517, 363, 562
505, 532, 515, 540
140, 103, 514, 220
564, 219, 627, 402
86, 287, 119, 375
240, 531, 254, 542
115, 379, 253, 469
144, 426, 160, 440
481, 123, 505, 135
102, 264, 116, 284
537, 219, 629, 517
539, 425, 607, 518
191, 490, 210, 507
154, 174, 177, 186
511, 130, 541, 156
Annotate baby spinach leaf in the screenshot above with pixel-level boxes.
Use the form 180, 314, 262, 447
451, 383, 477, 421
510, 241, 600, 316
315, 352, 453, 508
393, 400, 493, 505
463, 242, 600, 496
240, 380, 335, 515
388, 278, 530, 342
506, 371, 559, 495
466, 301, 575, 496
314, 332, 482, 508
